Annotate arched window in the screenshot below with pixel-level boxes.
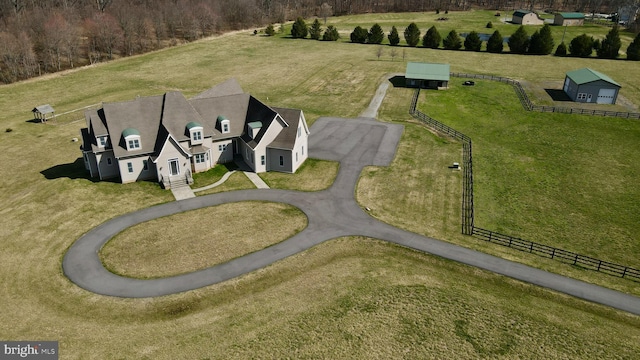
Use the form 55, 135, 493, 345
122, 128, 141, 151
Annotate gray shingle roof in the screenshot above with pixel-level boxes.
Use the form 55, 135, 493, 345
269, 107, 302, 150
33, 104, 54, 114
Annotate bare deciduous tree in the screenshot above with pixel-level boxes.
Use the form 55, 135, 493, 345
319, 2, 332, 24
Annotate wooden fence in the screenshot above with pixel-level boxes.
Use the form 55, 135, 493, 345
473, 227, 640, 281
410, 89, 474, 235
450, 73, 640, 120
408, 84, 640, 282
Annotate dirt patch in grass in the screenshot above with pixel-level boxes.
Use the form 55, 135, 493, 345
100, 201, 307, 278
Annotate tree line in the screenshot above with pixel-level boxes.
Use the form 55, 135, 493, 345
333, 21, 640, 60
0, 0, 634, 83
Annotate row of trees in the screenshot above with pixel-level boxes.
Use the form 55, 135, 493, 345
343, 22, 640, 60
289, 17, 339, 40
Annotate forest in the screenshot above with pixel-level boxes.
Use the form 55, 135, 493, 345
0, 0, 635, 83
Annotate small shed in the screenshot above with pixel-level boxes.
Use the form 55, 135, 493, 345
563, 68, 620, 104
32, 104, 55, 122
554, 12, 585, 26
512, 10, 544, 25
405, 62, 450, 89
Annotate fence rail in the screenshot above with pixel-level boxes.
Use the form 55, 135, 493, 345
450, 73, 640, 120
473, 227, 640, 281
408, 82, 639, 282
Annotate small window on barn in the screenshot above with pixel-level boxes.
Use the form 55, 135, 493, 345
577, 93, 587, 100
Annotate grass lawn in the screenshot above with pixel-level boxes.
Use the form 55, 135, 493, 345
101, 201, 307, 278
258, 158, 339, 191
190, 163, 237, 188
0, 11, 639, 358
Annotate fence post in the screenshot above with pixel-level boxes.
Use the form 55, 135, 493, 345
573, 254, 578, 265
597, 260, 602, 271
551, 248, 555, 259
529, 242, 534, 252
622, 267, 627, 278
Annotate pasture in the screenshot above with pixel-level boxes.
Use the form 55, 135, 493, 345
0, 11, 638, 358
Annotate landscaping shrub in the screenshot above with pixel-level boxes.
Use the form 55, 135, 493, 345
350, 26, 368, 43
265, 24, 275, 36
322, 25, 340, 41
486, 21, 493, 28
555, 42, 567, 56
569, 33, 594, 57
291, 17, 308, 38
310, 19, 323, 40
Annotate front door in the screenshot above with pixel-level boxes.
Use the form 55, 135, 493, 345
587, 94, 592, 103
168, 158, 180, 176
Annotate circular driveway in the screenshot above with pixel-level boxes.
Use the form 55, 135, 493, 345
63, 117, 640, 315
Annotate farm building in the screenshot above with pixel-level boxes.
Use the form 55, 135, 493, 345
554, 12, 585, 26
80, 79, 309, 189
563, 68, 620, 104
512, 10, 544, 25
405, 62, 450, 89
32, 104, 55, 122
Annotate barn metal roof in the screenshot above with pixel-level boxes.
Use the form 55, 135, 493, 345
513, 10, 532, 17
406, 62, 450, 81
558, 12, 585, 19
566, 68, 620, 87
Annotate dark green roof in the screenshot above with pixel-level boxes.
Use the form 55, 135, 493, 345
248, 121, 263, 129
186, 121, 202, 130
217, 115, 228, 122
513, 10, 532, 17
406, 62, 450, 81
558, 12, 585, 19
566, 68, 620, 87
121, 128, 140, 137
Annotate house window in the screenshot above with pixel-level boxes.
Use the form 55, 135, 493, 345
195, 154, 205, 163
107, 158, 112, 165
192, 131, 202, 141
577, 93, 588, 100
261, 155, 265, 165
296, 152, 298, 162
128, 138, 140, 150
222, 123, 230, 133
279, 156, 284, 166
143, 160, 148, 171
127, 162, 133, 173
302, 146, 304, 156
297, 127, 301, 138
98, 136, 107, 147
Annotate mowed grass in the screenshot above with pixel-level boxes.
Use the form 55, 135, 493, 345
0, 11, 640, 358
417, 80, 640, 265
101, 201, 307, 278
259, 158, 339, 191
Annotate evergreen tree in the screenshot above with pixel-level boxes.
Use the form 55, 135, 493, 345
486, 21, 493, 28
322, 25, 340, 41
539, 24, 555, 54
422, 25, 441, 48
350, 26, 368, 43
626, 32, 640, 60
310, 19, 323, 40
555, 42, 567, 56
291, 17, 308, 39
528, 30, 543, 54
443, 29, 462, 50
486, 30, 504, 53
388, 26, 400, 46
265, 24, 275, 36
368, 23, 384, 44
464, 31, 482, 51
508, 25, 529, 54
597, 26, 622, 59
569, 34, 594, 57
404, 22, 421, 47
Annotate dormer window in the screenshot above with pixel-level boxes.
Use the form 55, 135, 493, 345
247, 121, 262, 139
217, 115, 230, 134
186, 121, 203, 145
97, 135, 108, 148
122, 128, 141, 151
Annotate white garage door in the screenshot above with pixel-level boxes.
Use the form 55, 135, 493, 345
597, 88, 616, 104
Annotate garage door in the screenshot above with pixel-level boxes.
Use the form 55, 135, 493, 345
597, 88, 616, 104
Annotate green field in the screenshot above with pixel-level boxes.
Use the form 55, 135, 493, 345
0, 11, 639, 358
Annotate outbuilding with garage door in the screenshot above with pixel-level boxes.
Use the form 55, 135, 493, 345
563, 68, 620, 104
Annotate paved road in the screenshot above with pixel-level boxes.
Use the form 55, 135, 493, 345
63, 117, 640, 316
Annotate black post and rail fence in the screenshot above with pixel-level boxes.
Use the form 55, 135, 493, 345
408, 83, 640, 282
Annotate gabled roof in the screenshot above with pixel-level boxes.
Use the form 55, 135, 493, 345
32, 104, 54, 114
240, 97, 282, 149
406, 62, 450, 81
566, 68, 620, 87
191, 78, 244, 100
161, 91, 206, 140
513, 10, 532, 17
189, 93, 250, 139
269, 108, 305, 150
102, 94, 164, 158
558, 12, 585, 19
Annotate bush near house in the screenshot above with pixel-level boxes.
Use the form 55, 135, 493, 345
569, 33, 594, 57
